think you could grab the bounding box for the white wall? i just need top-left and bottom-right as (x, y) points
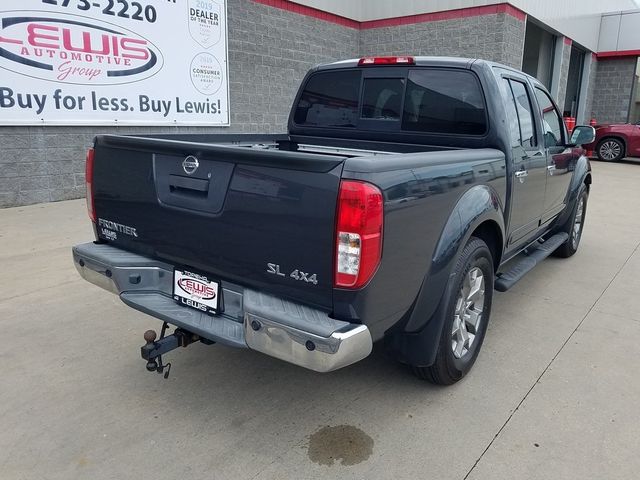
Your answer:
(293, 0), (639, 52)
(599, 10), (640, 53)
(294, 0), (360, 20)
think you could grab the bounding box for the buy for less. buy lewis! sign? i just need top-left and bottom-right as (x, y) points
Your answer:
(0, 0), (229, 125)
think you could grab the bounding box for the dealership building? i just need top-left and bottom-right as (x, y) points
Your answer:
(1, 0), (640, 208)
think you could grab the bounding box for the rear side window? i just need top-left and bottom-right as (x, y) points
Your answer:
(508, 80), (537, 148)
(402, 69), (487, 135)
(293, 70), (361, 128)
(500, 79), (522, 147)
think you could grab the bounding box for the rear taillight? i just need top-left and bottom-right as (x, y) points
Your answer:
(358, 56), (415, 66)
(335, 181), (384, 289)
(86, 147), (96, 223)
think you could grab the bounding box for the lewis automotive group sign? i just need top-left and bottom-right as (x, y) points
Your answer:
(0, 0), (229, 125)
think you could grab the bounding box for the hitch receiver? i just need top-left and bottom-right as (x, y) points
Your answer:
(140, 323), (204, 378)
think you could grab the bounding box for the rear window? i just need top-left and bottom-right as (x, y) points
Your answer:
(293, 70), (361, 128)
(402, 70), (486, 135)
(361, 78), (405, 120)
(293, 67), (487, 136)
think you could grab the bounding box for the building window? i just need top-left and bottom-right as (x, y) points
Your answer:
(522, 21), (556, 89)
(563, 46), (586, 118)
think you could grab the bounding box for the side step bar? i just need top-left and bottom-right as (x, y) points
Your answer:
(495, 232), (569, 292)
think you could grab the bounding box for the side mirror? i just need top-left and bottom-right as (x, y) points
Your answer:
(570, 125), (596, 146)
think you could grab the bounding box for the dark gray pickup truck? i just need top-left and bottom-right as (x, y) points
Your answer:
(73, 56), (595, 385)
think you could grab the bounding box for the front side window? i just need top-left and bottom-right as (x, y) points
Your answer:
(402, 69), (487, 135)
(535, 88), (564, 148)
(293, 70), (361, 128)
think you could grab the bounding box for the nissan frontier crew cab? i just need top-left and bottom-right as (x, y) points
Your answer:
(73, 56), (595, 385)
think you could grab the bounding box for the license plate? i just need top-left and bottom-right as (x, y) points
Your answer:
(173, 269), (220, 315)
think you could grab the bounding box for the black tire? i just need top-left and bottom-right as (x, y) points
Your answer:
(553, 186), (588, 258)
(596, 138), (625, 162)
(412, 237), (494, 385)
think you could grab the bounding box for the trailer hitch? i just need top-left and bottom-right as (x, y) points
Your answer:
(140, 323), (202, 379)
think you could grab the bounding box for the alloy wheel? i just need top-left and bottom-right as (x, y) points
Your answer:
(572, 197), (585, 249)
(451, 267), (485, 359)
(599, 141), (622, 161)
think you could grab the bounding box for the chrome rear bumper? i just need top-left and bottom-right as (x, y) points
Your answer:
(72, 242), (372, 372)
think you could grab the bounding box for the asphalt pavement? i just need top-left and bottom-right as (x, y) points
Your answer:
(1, 159), (639, 480)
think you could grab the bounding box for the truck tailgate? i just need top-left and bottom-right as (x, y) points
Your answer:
(92, 135), (345, 310)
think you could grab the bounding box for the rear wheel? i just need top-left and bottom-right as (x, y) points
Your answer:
(596, 138), (625, 162)
(412, 237), (494, 385)
(553, 186), (588, 258)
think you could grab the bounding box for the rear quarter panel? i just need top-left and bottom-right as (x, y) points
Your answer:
(623, 125), (640, 156)
(334, 149), (507, 340)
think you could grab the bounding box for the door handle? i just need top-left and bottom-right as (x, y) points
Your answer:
(547, 165), (556, 176)
(515, 169), (528, 183)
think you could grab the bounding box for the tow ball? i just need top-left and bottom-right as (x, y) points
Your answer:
(140, 323), (204, 379)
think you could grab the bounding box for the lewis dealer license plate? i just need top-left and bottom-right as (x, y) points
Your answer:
(173, 269), (220, 315)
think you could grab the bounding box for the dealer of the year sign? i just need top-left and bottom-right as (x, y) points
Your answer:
(0, 0), (230, 125)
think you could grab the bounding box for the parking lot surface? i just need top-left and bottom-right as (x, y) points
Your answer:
(1, 160), (639, 480)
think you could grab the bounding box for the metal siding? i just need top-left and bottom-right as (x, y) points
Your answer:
(616, 12), (640, 51)
(292, 0), (639, 52)
(293, 0), (637, 19)
(289, 0), (362, 19)
(598, 11), (640, 55)
(598, 15), (624, 52)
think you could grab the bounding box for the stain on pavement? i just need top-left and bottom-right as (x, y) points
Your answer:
(307, 425), (374, 466)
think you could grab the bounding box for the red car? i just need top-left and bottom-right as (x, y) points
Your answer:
(584, 123), (640, 162)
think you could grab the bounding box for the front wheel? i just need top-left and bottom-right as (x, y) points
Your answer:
(412, 237), (494, 385)
(553, 186), (588, 258)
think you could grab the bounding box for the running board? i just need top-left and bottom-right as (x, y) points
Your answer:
(494, 232), (569, 292)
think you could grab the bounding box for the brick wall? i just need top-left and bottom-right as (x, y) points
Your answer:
(0, 0), (359, 208)
(591, 57), (638, 124)
(359, 13), (525, 69)
(582, 55), (598, 123)
(554, 40), (572, 114)
(1, 2), (531, 208)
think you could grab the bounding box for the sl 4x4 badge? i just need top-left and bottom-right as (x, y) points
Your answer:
(267, 263), (318, 285)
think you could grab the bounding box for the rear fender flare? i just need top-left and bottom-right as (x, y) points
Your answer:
(431, 185), (504, 271)
(385, 185), (504, 367)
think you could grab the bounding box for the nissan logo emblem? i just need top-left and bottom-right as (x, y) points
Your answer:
(182, 156), (200, 175)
